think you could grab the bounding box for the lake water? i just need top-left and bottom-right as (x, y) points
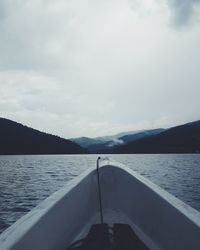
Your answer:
(0, 154), (200, 234)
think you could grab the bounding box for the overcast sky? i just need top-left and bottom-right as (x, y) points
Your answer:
(0, 0), (200, 138)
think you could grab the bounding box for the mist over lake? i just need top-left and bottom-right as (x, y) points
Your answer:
(0, 154), (200, 234)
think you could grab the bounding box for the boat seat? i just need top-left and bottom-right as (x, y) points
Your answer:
(113, 223), (149, 250)
(66, 223), (149, 250)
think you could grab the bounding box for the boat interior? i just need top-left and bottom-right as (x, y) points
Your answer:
(66, 159), (151, 249)
(66, 208), (153, 250)
(66, 223), (148, 250)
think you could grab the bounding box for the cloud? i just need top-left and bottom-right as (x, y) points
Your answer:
(130, 0), (200, 27)
(0, 0), (82, 71)
(166, 0), (200, 26)
(0, 0), (200, 137)
(108, 139), (124, 147)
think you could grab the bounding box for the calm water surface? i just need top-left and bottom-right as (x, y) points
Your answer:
(0, 154), (200, 234)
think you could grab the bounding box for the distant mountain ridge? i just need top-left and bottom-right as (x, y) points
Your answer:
(119, 129), (165, 144)
(71, 120), (200, 154)
(112, 120), (200, 154)
(71, 128), (165, 153)
(0, 118), (86, 155)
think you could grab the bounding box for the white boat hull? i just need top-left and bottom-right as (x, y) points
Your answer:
(0, 160), (200, 249)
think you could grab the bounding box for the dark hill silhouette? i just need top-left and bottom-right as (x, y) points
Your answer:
(0, 118), (86, 155)
(113, 120), (200, 154)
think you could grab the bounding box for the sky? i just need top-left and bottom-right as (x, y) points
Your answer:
(0, 0), (200, 138)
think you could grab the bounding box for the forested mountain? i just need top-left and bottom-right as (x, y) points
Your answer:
(113, 120), (200, 154)
(0, 118), (86, 155)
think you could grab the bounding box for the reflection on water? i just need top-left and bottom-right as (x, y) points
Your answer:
(0, 154), (200, 234)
